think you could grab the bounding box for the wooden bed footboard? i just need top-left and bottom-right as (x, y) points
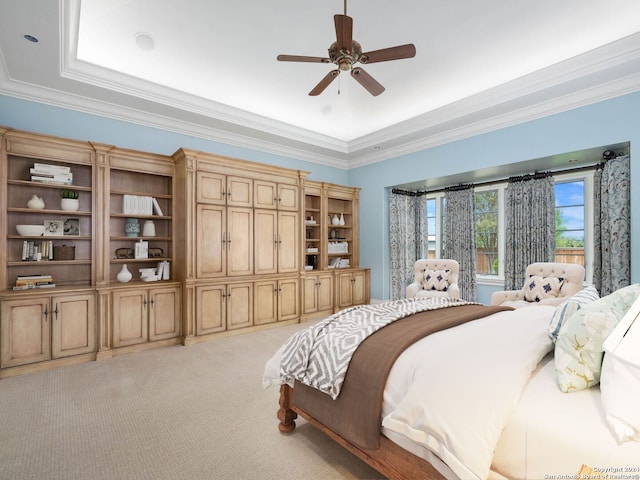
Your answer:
(277, 384), (446, 480)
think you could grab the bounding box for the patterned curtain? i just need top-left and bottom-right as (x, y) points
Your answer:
(593, 155), (631, 296)
(504, 174), (555, 290)
(389, 191), (428, 300)
(444, 186), (477, 301)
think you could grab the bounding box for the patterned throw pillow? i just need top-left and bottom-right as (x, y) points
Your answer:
(548, 285), (600, 342)
(554, 283), (640, 392)
(523, 275), (564, 302)
(423, 269), (450, 291)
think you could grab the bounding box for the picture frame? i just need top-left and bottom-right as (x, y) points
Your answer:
(134, 240), (149, 259)
(63, 217), (80, 236)
(43, 220), (64, 236)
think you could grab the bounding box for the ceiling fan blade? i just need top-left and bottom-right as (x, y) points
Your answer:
(351, 67), (385, 96)
(334, 14), (353, 52)
(277, 54), (330, 63)
(360, 44), (416, 64)
(309, 70), (340, 96)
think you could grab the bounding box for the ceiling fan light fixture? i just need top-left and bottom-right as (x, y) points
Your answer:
(276, 10), (415, 96)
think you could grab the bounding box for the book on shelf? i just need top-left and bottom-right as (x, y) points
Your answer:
(21, 240), (54, 261)
(30, 164), (73, 185)
(123, 194), (154, 215)
(15, 273), (54, 288)
(31, 175), (73, 185)
(151, 197), (164, 216)
(33, 163), (71, 174)
(13, 283), (56, 290)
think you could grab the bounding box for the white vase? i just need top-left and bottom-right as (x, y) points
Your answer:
(331, 214), (340, 225)
(27, 195), (45, 209)
(117, 264), (132, 283)
(339, 213), (345, 226)
(142, 220), (156, 237)
(60, 198), (79, 211)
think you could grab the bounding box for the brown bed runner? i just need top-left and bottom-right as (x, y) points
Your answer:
(292, 304), (512, 450)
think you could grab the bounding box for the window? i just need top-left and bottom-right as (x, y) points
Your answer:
(475, 190), (499, 275)
(422, 172), (593, 283)
(554, 178), (587, 266)
(426, 198), (437, 258)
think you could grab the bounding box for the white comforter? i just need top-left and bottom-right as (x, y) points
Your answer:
(263, 304), (555, 480)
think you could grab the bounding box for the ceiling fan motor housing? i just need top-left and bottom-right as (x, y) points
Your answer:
(329, 40), (362, 71)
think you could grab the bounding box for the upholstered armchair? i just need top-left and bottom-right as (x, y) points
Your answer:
(406, 259), (460, 300)
(491, 262), (585, 308)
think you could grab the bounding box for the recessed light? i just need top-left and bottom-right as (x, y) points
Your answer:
(135, 33), (155, 51)
(23, 34), (39, 43)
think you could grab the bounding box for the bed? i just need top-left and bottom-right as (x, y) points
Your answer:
(263, 293), (640, 479)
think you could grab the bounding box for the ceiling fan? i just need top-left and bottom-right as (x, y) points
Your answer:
(277, 1), (416, 96)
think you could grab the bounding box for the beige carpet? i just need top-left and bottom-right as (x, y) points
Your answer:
(0, 321), (383, 480)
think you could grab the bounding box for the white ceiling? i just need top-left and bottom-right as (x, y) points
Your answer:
(1, 0), (640, 169)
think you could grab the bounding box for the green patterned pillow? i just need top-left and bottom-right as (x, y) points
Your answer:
(548, 285), (600, 342)
(554, 284), (640, 392)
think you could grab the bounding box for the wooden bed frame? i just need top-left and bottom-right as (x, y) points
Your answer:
(277, 384), (446, 480)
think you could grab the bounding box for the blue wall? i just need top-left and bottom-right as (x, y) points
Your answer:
(2, 92), (638, 303)
(350, 92), (640, 302)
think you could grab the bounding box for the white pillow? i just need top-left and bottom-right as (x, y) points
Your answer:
(548, 285), (600, 342)
(601, 294), (640, 443)
(423, 269), (450, 291)
(523, 275), (563, 303)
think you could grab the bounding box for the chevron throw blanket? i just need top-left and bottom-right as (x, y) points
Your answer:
(280, 297), (478, 399)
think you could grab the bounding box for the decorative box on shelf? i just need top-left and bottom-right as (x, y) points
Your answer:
(328, 241), (348, 254)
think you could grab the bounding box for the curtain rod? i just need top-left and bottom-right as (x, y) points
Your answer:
(392, 162), (602, 197)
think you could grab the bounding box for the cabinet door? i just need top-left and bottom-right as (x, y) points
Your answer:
(112, 289), (148, 347)
(149, 285), (181, 341)
(197, 171), (226, 204)
(196, 285), (226, 335)
(254, 180), (277, 209)
(254, 280), (277, 325)
(51, 293), (96, 359)
(351, 270), (367, 306)
(302, 274), (319, 314)
(227, 207), (253, 276)
(336, 271), (355, 310)
(316, 272), (334, 312)
(278, 278), (299, 321)
(1, 298), (51, 368)
(277, 184), (299, 211)
(227, 176), (253, 207)
(197, 205), (226, 278)
(254, 210), (277, 275)
(278, 211), (299, 273)
(227, 283), (252, 330)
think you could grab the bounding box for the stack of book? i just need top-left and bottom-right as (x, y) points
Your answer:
(22, 240), (54, 261)
(30, 163), (73, 185)
(13, 274), (55, 290)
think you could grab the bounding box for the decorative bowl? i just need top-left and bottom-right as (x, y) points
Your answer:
(16, 224), (45, 236)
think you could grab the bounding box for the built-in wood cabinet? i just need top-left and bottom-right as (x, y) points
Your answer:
(111, 284), (181, 348)
(301, 271), (334, 320)
(335, 269), (369, 309)
(0, 291), (96, 375)
(302, 181), (370, 319)
(1, 127), (371, 377)
(254, 276), (300, 325)
(1, 128), (95, 291)
(195, 282), (253, 334)
(196, 205), (253, 278)
(174, 148), (308, 343)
